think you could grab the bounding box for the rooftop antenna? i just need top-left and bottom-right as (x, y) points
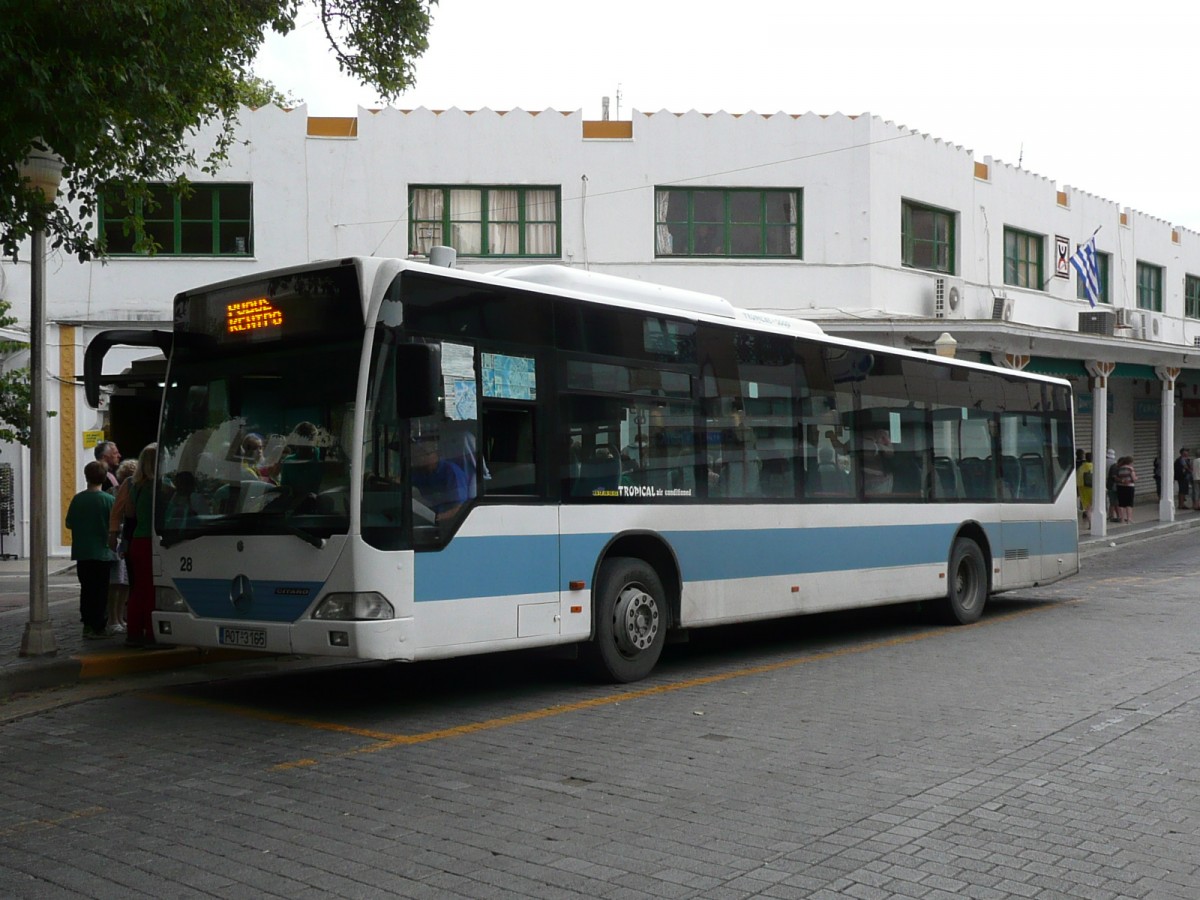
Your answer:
(615, 83), (622, 120)
(1018, 142), (1024, 168)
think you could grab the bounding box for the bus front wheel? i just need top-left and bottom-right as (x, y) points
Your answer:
(943, 538), (987, 625)
(582, 557), (667, 683)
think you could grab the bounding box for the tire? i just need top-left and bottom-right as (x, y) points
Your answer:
(581, 557), (667, 683)
(942, 537), (987, 625)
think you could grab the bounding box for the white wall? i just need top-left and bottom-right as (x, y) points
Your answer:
(5, 104), (1200, 554)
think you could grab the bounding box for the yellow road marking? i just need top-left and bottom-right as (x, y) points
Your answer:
(152, 602), (1065, 771)
(0, 806), (104, 838)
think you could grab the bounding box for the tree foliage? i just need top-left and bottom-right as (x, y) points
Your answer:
(0, 0), (436, 262)
(236, 75), (302, 112)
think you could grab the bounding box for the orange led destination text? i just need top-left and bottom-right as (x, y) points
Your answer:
(227, 297), (284, 333)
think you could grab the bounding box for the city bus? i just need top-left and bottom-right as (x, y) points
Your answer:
(85, 256), (1078, 682)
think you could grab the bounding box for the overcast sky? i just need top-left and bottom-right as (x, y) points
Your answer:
(255, 0), (1200, 231)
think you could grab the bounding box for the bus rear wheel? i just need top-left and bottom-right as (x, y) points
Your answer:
(942, 537), (987, 625)
(582, 557), (666, 683)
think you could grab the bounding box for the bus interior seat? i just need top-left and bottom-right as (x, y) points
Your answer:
(890, 453), (925, 497)
(576, 449), (621, 496)
(1019, 453), (1048, 500)
(932, 456), (959, 499)
(1001, 455), (1020, 498)
(958, 457), (995, 500)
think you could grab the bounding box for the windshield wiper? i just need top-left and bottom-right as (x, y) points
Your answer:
(281, 513), (325, 549)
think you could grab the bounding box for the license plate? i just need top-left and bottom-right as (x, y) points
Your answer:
(218, 627), (266, 648)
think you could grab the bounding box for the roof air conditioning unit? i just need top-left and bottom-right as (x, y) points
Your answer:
(932, 276), (963, 318)
(1079, 309), (1116, 335)
(991, 295), (1014, 321)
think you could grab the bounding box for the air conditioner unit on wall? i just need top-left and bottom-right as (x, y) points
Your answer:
(1079, 309), (1116, 335)
(1115, 307), (1136, 330)
(991, 294), (1014, 321)
(932, 276), (964, 318)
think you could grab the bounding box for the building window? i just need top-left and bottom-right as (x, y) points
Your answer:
(1187, 275), (1200, 319)
(409, 186), (560, 258)
(100, 183), (253, 256)
(655, 188), (800, 258)
(1136, 261), (1164, 312)
(1003, 227), (1043, 289)
(901, 201), (955, 274)
(1076, 251), (1111, 305)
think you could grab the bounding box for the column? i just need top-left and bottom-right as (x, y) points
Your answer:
(1085, 361), (1115, 538)
(1156, 366), (1180, 522)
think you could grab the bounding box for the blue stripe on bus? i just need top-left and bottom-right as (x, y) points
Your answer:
(415, 519), (1078, 603)
(176, 578), (325, 622)
(414, 534), (560, 602)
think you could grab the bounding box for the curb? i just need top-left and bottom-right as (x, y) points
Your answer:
(0, 657), (82, 698)
(1, 646), (268, 701)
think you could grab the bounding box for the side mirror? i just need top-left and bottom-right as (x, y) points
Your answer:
(394, 343), (440, 419)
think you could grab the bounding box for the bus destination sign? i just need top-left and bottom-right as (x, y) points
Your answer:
(226, 297), (284, 334)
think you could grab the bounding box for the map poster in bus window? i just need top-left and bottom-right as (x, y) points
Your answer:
(482, 353), (536, 400)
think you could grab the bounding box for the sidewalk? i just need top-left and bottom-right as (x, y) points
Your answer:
(3, 500), (1198, 701)
(0, 557), (263, 700)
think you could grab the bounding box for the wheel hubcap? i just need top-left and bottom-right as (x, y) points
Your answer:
(613, 585), (660, 655)
(956, 561), (977, 609)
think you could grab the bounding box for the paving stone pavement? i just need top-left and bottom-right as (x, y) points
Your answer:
(1, 505), (1199, 898)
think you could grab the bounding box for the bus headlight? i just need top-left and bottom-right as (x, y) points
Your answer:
(312, 592), (395, 621)
(155, 586), (191, 613)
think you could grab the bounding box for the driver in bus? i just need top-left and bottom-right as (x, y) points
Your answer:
(411, 436), (470, 523)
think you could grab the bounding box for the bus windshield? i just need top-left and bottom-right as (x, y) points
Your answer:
(155, 339), (359, 546)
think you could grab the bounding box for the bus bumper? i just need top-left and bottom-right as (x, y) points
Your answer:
(152, 612), (416, 660)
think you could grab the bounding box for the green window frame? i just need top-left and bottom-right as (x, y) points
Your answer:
(1075, 250), (1111, 305)
(901, 200), (955, 274)
(100, 183), (253, 256)
(1137, 261), (1164, 312)
(1186, 275), (1200, 319)
(409, 186), (560, 258)
(1003, 227), (1044, 289)
(654, 188), (801, 258)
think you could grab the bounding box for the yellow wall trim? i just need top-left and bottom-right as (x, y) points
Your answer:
(1056, 190), (1068, 207)
(1120, 212), (1128, 226)
(307, 117), (358, 138)
(974, 161), (989, 181)
(583, 120), (633, 139)
(1173, 229), (1181, 244)
(59, 326), (76, 547)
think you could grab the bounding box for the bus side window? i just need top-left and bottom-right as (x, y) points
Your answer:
(481, 405), (536, 495)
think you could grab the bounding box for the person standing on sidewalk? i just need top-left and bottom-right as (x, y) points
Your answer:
(66, 461), (115, 640)
(1114, 455), (1137, 525)
(1175, 448), (1193, 511)
(106, 457), (137, 634)
(110, 443), (157, 647)
(1077, 452), (1094, 523)
(1105, 448), (1119, 522)
(94, 440), (121, 494)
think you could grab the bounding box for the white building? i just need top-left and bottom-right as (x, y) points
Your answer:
(4, 105), (1198, 557)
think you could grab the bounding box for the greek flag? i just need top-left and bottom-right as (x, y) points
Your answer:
(1070, 235), (1101, 308)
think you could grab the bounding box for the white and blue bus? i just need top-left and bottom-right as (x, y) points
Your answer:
(86, 256), (1078, 682)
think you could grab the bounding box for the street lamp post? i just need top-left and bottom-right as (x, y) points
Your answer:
(17, 143), (64, 657)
